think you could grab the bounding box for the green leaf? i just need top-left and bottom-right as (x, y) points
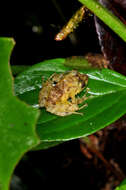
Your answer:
(115, 179), (126, 190)
(11, 65), (30, 76)
(15, 59), (126, 148)
(33, 141), (63, 150)
(0, 38), (40, 190)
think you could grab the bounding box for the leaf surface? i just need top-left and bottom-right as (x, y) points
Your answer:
(0, 38), (39, 190)
(15, 59), (126, 146)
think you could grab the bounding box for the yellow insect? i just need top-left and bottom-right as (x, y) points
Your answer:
(39, 70), (89, 116)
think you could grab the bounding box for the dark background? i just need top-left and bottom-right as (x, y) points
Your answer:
(0, 0), (100, 66)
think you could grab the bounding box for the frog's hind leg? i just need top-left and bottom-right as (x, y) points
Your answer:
(70, 111), (83, 116)
(68, 104), (88, 116)
(56, 111), (83, 116)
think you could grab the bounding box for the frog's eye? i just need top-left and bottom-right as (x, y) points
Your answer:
(52, 81), (58, 86)
(67, 97), (72, 102)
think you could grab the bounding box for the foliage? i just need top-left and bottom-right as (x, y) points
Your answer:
(0, 38), (40, 190)
(1, 0), (126, 189)
(15, 58), (126, 149)
(115, 179), (126, 190)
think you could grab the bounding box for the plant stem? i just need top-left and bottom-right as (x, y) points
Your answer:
(78, 0), (126, 42)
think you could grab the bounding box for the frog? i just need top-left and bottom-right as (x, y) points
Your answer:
(39, 70), (89, 116)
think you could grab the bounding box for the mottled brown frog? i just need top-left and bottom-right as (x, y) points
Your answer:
(39, 70), (88, 116)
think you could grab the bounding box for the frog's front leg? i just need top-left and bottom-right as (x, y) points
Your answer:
(77, 87), (90, 104)
(78, 103), (88, 110)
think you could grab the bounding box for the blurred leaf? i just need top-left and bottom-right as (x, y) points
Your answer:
(95, 0), (126, 75)
(0, 38), (39, 190)
(15, 58), (126, 149)
(64, 56), (92, 69)
(115, 179), (126, 190)
(11, 65), (30, 76)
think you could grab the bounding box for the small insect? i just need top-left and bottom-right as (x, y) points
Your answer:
(39, 70), (89, 116)
(55, 6), (87, 41)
